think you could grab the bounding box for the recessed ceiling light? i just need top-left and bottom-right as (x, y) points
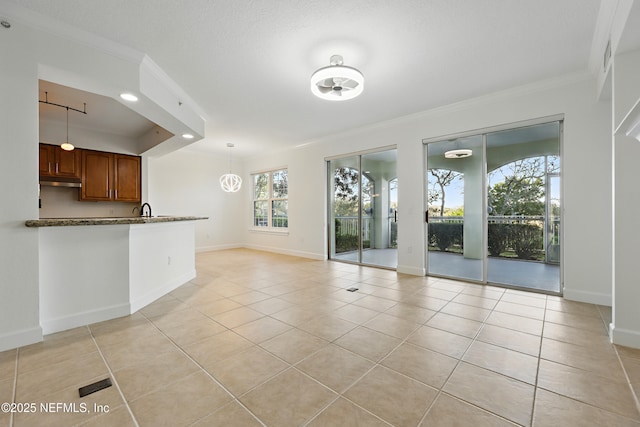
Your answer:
(182, 133), (194, 139)
(119, 93), (138, 102)
(311, 55), (364, 101)
(444, 149), (473, 159)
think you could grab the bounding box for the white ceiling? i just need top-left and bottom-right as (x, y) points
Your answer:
(39, 80), (158, 139)
(7, 0), (605, 157)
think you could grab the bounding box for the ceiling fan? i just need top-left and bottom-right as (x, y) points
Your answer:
(310, 55), (364, 101)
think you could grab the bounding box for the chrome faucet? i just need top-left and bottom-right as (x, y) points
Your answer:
(140, 203), (152, 217)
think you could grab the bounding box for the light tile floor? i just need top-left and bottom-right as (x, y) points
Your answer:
(1, 248), (640, 426)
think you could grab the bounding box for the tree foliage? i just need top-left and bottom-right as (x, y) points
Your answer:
(428, 169), (461, 216)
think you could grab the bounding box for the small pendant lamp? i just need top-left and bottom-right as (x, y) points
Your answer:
(220, 143), (242, 193)
(60, 107), (74, 151)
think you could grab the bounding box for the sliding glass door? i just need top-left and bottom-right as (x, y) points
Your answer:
(328, 148), (397, 269)
(485, 122), (561, 292)
(426, 136), (484, 281)
(425, 120), (562, 294)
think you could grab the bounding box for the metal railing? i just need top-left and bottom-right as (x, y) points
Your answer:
(428, 215), (560, 263)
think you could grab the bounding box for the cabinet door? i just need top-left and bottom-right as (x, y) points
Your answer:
(81, 150), (113, 201)
(114, 154), (141, 202)
(55, 147), (81, 178)
(39, 144), (54, 176)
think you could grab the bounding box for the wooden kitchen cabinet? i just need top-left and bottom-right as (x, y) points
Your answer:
(39, 143), (81, 180)
(114, 154), (141, 202)
(81, 149), (141, 202)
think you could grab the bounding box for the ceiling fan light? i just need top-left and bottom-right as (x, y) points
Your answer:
(311, 56), (364, 101)
(444, 149), (473, 159)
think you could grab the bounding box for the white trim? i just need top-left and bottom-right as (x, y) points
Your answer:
(610, 324), (640, 348)
(563, 288), (612, 306)
(397, 265), (426, 276)
(0, 326), (43, 352)
(324, 145), (398, 161)
(2, 2), (144, 63)
(243, 244), (324, 260)
(40, 303), (130, 335)
(196, 243), (243, 253)
(129, 270), (196, 313)
(249, 228), (289, 236)
(290, 72), (591, 153)
(422, 114), (565, 144)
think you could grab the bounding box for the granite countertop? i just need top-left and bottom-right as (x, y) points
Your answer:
(25, 216), (208, 227)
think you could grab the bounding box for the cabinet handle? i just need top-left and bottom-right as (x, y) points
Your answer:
(115, 190), (118, 199)
(48, 162), (51, 173)
(55, 163), (59, 173)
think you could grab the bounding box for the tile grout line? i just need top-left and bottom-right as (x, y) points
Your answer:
(9, 348), (18, 427)
(416, 286), (513, 426)
(138, 311), (268, 427)
(528, 295), (548, 427)
(87, 325), (140, 427)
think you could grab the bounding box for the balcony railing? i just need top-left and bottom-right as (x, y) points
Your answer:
(428, 215), (560, 263)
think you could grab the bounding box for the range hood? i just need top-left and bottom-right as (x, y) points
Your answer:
(39, 180), (81, 188)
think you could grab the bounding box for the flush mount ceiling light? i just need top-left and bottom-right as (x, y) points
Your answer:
(219, 143), (242, 193)
(311, 55), (364, 101)
(444, 149), (473, 159)
(120, 93), (138, 102)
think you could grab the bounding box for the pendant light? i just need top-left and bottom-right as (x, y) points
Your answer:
(38, 92), (86, 151)
(219, 143), (242, 193)
(60, 107), (74, 151)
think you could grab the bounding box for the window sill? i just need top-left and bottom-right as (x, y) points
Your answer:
(249, 228), (289, 236)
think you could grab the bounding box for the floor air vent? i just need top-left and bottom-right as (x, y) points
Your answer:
(79, 378), (112, 398)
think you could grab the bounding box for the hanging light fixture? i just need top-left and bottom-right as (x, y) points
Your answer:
(60, 107), (74, 151)
(444, 149), (472, 159)
(219, 143), (242, 193)
(310, 55), (364, 101)
(38, 92), (86, 152)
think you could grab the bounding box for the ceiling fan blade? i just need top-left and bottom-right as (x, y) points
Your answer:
(318, 86), (334, 94)
(321, 78), (335, 88)
(341, 79), (358, 89)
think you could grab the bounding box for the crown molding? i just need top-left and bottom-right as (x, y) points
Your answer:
(1, 2), (144, 63)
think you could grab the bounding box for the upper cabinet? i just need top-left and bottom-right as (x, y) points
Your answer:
(39, 143), (81, 180)
(80, 150), (141, 202)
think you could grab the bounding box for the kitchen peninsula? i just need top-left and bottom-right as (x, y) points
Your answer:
(26, 216), (207, 334)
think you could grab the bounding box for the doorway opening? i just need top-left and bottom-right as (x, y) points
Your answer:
(328, 148), (398, 269)
(425, 120), (562, 294)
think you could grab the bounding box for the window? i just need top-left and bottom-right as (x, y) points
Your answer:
(252, 168), (288, 229)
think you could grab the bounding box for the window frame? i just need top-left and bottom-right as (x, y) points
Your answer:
(251, 167), (289, 232)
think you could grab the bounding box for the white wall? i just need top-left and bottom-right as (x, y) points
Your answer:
(0, 21), (43, 350)
(241, 76), (613, 304)
(147, 149), (244, 251)
(612, 48), (640, 347)
(0, 13), (203, 351)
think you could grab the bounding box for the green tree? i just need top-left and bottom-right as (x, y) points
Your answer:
(488, 157), (550, 216)
(428, 169), (461, 216)
(488, 177), (545, 215)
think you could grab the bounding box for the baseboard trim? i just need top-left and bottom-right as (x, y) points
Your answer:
(196, 243), (242, 253)
(562, 288), (611, 306)
(40, 303), (130, 335)
(129, 270), (196, 313)
(397, 265), (426, 276)
(0, 326), (43, 352)
(610, 324), (640, 349)
(242, 244), (325, 260)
